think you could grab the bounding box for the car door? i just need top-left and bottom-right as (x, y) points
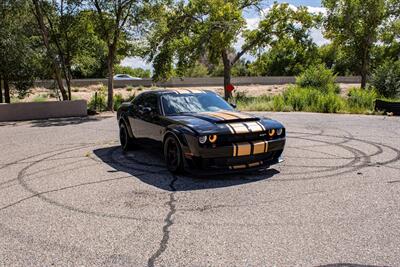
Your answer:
(129, 93), (163, 143)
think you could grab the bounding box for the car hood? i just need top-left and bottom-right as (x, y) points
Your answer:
(166, 111), (284, 135)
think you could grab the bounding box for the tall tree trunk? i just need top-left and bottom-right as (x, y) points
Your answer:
(360, 46), (370, 89)
(222, 50), (232, 100)
(4, 78), (10, 104)
(106, 46), (115, 111)
(0, 76), (3, 103)
(32, 0), (68, 101)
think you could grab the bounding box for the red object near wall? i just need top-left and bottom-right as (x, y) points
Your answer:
(226, 84), (235, 92)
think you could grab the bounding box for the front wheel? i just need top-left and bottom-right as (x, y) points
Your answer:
(163, 135), (184, 173)
(119, 122), (135, 151)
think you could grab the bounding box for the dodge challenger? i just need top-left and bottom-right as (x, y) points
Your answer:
(117, 89), (286, 174)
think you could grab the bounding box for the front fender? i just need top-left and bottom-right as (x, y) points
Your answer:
(118, 113), (134, 138)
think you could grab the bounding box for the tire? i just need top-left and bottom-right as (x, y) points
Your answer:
(119, 122), (135, 151)
(163, 135), (184, 174)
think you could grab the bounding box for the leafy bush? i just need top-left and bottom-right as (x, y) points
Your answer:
(347, 87), (377, 112)
(296, 64), (340, 94)
(315, 92), (344, 113)
(370, 60), (400, 98)
(282, 86), (343, 113)
(88, 87), (107, 111)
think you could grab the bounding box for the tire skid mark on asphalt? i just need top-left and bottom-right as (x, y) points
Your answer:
(0, 157), (92, 191)
(0, 161), (100, 192)
(0, 145), (95, 211)
(274, 129), (400, 181)
(4, 144), (167, 223)
(0, 142), (105, 170)
(147, 175), (177, 267)
(0, 145), (97, 189)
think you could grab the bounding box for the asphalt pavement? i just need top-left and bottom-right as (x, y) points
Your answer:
(0, 112), (399, 266)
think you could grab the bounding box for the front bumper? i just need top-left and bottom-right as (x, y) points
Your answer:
(183, 138), (285, 173)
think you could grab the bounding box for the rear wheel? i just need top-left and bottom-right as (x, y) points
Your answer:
(119, 122), (135, 151)
(164, 135), (184, 173)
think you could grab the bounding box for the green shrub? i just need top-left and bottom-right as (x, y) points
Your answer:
(347, 87), (377, 112)
(113, 93), (124, 111)
(88, 87), (107, 111)
(316, 92), (344, 113)
(296, 64), (339, 94)
(370, 60), (400, 98)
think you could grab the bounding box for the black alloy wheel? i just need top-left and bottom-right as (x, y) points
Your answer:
(164, 135), (183, 173)
(119, 122), (135, 151)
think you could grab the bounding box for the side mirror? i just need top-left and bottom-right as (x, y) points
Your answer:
(230, 103), (237, 109)
(139, 105), (152, 115)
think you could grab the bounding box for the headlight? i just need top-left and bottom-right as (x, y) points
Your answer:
(198, 136), (207, 144)
(268, 129), (276, 137)
(276, 128), (283, 136)
(208, 135), (217, 143)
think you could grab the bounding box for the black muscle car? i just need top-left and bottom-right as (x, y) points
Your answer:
(117, 89), (286, 174)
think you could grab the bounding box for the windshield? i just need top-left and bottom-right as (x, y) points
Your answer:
(161, 92), (234, 115)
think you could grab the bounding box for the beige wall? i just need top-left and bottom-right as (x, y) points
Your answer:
(0, 100), (87, 122)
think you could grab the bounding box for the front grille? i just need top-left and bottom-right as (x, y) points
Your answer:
(196, 150), (281, 169)
(206, 130), (285, 147)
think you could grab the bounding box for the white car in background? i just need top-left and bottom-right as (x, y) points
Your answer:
(113, 74), (142, 80)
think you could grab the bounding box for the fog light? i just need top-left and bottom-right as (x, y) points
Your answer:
(209, 135), (217, 143)
(268, 129), (276, 137)
(199, 136), (207, 144)
(276, 128), (283, 136)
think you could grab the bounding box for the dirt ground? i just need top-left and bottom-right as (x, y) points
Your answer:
(18, 83), (360, 102)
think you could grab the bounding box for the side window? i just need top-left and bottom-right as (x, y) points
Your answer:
(142, 94), (160, 114)
(132, 94), (143, 110)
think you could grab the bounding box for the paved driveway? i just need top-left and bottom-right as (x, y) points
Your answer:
(0, 112), (399, 266)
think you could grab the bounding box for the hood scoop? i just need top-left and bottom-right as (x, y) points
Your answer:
(214, 117), (259, 124)
(196, 111), (260, 124)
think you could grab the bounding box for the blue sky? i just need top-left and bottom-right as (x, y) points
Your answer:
(275, 0), (321, 6)
(122, 0), (325, 70)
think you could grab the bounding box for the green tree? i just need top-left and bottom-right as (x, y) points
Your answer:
(114, 65), (151, 78)
(90, 0), (152, 110)
(32, 0), (69, 100)
(249, 37), (319, 76)
(148, 1), (319, 99)
(323, 0), (390, 88)
(0, 0), (40, 103)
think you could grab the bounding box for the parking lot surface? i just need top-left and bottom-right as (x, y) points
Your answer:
(1, 112), (399, 266)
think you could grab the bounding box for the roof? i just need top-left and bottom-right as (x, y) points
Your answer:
(139, 89), (214, 95)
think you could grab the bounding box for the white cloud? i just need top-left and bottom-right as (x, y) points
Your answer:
(120, 56), (151, 70)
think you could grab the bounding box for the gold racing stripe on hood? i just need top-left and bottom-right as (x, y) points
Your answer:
(228, 123), (250, 134)
(220, 111), (253, 119)
(244, 122), (263, 132)
(202, 112), (239, 121)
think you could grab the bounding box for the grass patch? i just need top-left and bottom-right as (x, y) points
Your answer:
(234, 86), (395, 115)
(32, 94), (49, 102)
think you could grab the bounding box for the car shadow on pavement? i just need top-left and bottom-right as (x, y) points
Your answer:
(29, 115), (113, 127)
(93, 146), (279, 191)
